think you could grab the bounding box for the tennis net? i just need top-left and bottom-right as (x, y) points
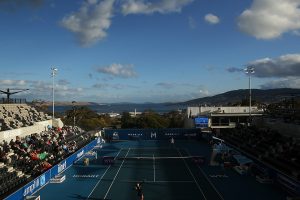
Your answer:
(116, 156), (206, 164)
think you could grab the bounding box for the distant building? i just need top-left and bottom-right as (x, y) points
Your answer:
(108, 112), (120, 118)
(185, 106), (263, 129)
(129, 109), (142, 117)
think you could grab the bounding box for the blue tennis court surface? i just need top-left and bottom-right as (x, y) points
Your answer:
(35, 140), (288, 200)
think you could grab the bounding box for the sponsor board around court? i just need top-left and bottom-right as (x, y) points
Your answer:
(4, 139), (99, 200)
(104, 128), (202, 140)
(72, 174), (100, 178)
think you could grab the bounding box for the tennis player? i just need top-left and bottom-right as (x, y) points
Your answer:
(171, 137), (175, 144)
(135, 182), (144, 200)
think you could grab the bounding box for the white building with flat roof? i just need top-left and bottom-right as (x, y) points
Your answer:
(186, 106), (264, 129)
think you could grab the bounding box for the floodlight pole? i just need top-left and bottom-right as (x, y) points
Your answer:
(51, 67), (58, 122)
(72, 101), (76, 128)
(244, 66), (255, 124)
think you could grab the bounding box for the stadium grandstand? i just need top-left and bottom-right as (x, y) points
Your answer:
(1, 95), (300, 199)
(0, 97), (98, 199)
(0, 104), (51, 131)
(182, 105), (300, 199)
(220, 126), (300, 182)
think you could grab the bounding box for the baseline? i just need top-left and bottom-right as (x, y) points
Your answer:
(86, 148), (123, 199)
(184, 148), (225, 200)
(103, 148), (131, 199)
(176, 148), (207, 200)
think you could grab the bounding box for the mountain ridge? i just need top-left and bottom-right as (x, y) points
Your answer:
(181, 88), (300, 106)
(36, 88), (300, 106)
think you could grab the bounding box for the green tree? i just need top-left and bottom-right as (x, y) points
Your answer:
(121, 112), (136, 128)
(62, 106), (115, 131)
(166, 111), (184, 128)
(136, 111), (169, 128)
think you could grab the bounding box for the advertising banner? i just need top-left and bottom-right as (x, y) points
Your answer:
(104, 128), (201, 140)
(4, 139), (98, 200)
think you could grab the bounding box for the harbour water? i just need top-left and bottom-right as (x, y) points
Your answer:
(52, 103), (184, 114)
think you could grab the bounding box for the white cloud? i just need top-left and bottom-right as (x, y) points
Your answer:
(260, 77), (300, 89)
(121, 0), (194, 15)
(249, 54), (300, 78)
(0, 79), (85, 101)
(60, 0), (115, 47)
(238, 0), (300, 39)
(0, 79), (28, 86)
(30, 80), (85, 100)
(227, 54), (300, 78)
(204, 13), (220, 24)
(96, 63), (137, 78)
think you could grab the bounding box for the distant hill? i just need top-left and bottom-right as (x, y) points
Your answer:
(182, 88), (300, 106)
(38, 101), (97, 106)
(32, 88), (300, 107)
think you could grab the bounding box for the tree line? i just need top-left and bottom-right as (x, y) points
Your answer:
(60, 106), (185, 131)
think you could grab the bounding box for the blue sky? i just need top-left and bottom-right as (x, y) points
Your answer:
(0, 0), (300, 103)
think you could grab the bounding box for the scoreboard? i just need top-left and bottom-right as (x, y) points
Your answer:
(195, 117), (209, 128)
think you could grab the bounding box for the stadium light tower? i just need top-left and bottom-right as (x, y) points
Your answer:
(51, 67), (58, 121)
(72, 101), (76, 128)
(244, 66), (255, 123)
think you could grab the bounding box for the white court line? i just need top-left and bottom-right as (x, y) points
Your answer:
(103, 148), (131, 199)
(86, 148), (123, 200)
(119, 180), (194, 183)
(153, 154), (156, 182)
(176, 148), (207, 200)
(120, 153), (189, 157)
(184, 149), (225, 200)
(117, 156), (195, 159)
(31, 150), (87, 198)
(125, 147), (174, 150)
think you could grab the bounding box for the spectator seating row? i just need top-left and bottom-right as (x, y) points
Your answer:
(220, 126), (300, 181)
(0, 126), (95, 198)
(0, 104), (51, 131)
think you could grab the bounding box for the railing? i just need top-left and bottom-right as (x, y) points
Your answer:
(0, 98), (27, 104)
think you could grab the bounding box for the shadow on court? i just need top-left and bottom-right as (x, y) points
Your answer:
(69, 193), (112, 200)
(37, 140), (289, 200)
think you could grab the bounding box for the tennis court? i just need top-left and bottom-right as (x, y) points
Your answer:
(35, 140), (288, 200)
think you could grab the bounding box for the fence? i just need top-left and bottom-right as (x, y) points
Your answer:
(0, 98), (27, 104)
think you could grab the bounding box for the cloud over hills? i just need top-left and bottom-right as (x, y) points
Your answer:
(227, 54), (300, 89)
(228, 54), (300, 78)
(248, 54), (300, 78)
(260, 78), (300, 89)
